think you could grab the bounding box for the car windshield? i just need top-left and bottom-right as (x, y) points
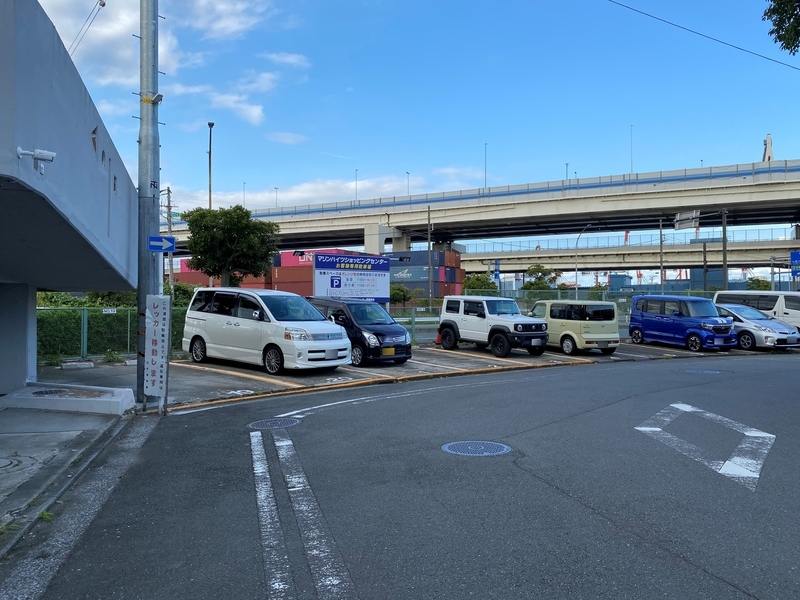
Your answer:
(346, 303), (395, 325)
(686, 300), (720, 318)
(723, 305), (769, 321)
(257, 294), (326, 322)
(485, 299), (521, 315)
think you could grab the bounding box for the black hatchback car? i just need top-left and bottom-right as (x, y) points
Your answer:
(307, 297), (412, 366)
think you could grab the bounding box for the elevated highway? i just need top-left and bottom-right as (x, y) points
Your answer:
(460, 238), (800, 273)
(169, 161), (800, 254)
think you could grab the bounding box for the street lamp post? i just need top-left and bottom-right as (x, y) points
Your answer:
(207, 121), (214, 287)
(484, 143), (487, 190)
(406, 171), (410, 196)
(207, 122), (214, 210)
(243, 182), (246, 208)
(355, 169), (358, 202)
(575, 224), (591, 300)
(274, 187), (278, 208)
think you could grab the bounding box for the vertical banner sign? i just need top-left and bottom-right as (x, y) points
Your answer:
(314, 253), (391, 302)
(791, 251), (800, 277)
(144, 294), (171, 397)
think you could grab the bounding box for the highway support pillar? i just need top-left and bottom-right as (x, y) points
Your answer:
(0, 284), (36, 395)
(364, 222), (400, 255)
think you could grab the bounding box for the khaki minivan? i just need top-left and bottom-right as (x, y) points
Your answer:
(529, 300), (620, 355)
(713, 290), (800, 334)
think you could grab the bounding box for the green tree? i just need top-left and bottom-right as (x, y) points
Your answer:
(463, 273), (498, 294)
(587, 284), (607, 301)
(183, 205), (279, 287)
(523, 264), (562, 290)
(390, 284), (413, 306)
(764, 1), (800, 54)
(86, 291), (138, 307)
(164, 281), (198, 307)
(37, 292), (87, 307)
(747, 277), (772, 290)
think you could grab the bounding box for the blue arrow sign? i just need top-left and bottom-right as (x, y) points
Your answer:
(148, 236), (176, 253)
(791, 250), (800, 277)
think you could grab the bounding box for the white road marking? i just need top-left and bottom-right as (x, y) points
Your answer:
(249, 431), (294, 599)
(636, 403), (775, 491)
(272, 430), (356, 599)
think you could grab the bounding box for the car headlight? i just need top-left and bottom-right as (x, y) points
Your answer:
(284, 327), (310, 341)
(542, 323), (547, 331)
(405, 331), (411, 344)
(754, 325), (775, 333)
(363, 332), (380, 347)
(701, 323), (714, 330)
(341, 327), (348, 339)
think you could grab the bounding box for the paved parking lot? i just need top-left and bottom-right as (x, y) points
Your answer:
(38, 342), (798, 410)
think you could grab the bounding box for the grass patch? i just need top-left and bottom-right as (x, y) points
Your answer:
(0, 523), (21, 537)
(37, 511), (54, 523)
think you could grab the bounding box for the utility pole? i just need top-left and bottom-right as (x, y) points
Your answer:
(137, 0), (162, 413)
(207, 121), (214, 287)
(166, 186), (174, 298)
(427, 205), (433, 308)
(702, 242), (708, 291)
(659, 218), (664, 294)
(721, 209), (728, 290)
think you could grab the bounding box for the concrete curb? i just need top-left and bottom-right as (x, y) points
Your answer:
(0, 415), (136, 560)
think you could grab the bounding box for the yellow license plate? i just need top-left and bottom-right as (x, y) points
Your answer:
(381, 347), (395, 356)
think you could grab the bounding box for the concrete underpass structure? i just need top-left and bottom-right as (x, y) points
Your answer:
(0, 0), (137, 395)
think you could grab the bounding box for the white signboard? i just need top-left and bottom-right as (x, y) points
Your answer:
(144, 294), (171, 397)
(313, 253), (391, 302)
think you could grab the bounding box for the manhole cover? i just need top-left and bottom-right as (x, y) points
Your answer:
(442, 441), (512, 457)
(247, 418), (301, 430)
(0, 459), (13, 469)
(32, 389), (69, 397)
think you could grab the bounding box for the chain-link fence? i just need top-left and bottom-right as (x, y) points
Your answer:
(37, 307), (187, 361)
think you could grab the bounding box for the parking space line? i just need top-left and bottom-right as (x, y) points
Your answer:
(338, 366), (394, 379)
(172, 362), (305, 388)
(424, 348), (532, 366)
(407, 358), (470, 371)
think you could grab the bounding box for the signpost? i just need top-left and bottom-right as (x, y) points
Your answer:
(674, 210), (699, 230)
(313, 253), (390, 302)
(791, 251), (800, 278)
(148, 235), (176, 253)
(144, 294), (171, 415)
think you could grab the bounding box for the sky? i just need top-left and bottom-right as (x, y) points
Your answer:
(38, 0), (800, 282)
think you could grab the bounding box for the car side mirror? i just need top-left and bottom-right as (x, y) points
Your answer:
(673, 310), (681, 317)
(477, 311), (486, 319)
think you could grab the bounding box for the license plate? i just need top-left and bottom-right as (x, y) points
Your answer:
(325, 349), (339, 359)
(714, 338), (726, 345)
(788, 337), (798, 345)
(381, 347), (395, 356)
(529, 338), (542, 346)
(597, 342), (608, 348)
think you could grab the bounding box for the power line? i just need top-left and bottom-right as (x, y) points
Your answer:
(608, 0), (800, 72)
(68, 0), (106, 56)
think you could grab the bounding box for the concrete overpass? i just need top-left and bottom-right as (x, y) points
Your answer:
(460, 237), (800, 273)
(1, 1), (137, 393)
(170, 160), (800, 253)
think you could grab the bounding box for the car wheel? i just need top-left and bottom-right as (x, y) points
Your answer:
(527, 346), (545, 356)
(190, 337), (206, 363)
(351, 344), (366, 367)
(394, 358), (409, 364)
(686, 334), (702, 352)
(560, 336), (577, 355)
(475, 343), (488, 351)
(263, 346), (284, 374)
(440, 328), (457, 350)
(738, 331), (756, 351)
(490, 333), (511, 358)
(600, 348), (616, 355)
(630, 328), (644, 344)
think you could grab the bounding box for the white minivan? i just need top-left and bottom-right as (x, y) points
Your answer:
(182, 288), (351, 374)
(713, 290), (800, 334)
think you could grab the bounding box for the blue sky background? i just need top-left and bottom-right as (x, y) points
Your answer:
(39, 0), (799, 281)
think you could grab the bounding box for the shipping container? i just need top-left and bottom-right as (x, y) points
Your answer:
(271, 265), (313, 283)
(445, 267), (456, 283)
(390, 265), (431, 283)
(272, 281), (314, 296)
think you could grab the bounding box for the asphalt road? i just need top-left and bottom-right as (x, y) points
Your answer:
(2, 354), (799, 599)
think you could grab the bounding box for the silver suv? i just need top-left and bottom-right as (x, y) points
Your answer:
(437, 295), (549, 357)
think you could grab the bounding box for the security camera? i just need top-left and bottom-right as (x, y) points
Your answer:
(33, 149), (56, 163)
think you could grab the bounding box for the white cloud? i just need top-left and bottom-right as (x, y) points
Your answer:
(267, 132), (307, 145)
(237, 71), (280, 93)
(163, 83), (212, 96)
(210, 93), (264, 125)
(431, 166), (483, 189)
(40, 0), (204, 88)
(96, 99), (133, 118)
(177, 120), (212, 132)
(184, 0), (274, 40)
(260, 52), (310, 68)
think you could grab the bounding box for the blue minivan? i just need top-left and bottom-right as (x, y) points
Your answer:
(629, 295), (737, 351)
